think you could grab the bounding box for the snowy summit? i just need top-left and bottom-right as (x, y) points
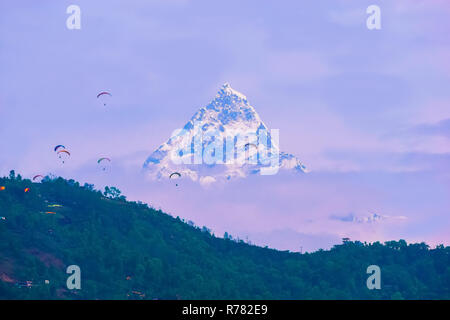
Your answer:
(143, 83), (307, 184)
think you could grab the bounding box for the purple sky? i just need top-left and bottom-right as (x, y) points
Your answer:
(1, 0), (450, 251)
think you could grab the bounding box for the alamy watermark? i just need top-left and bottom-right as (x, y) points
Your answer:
(167, 121), (281, 175)
(366, 5), (381, 30)
(66, 5), (81, 30)
(366, 265), (381, 290)
(66, 265), (81, 290)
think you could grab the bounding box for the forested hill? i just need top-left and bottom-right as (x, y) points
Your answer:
(0, 171), (449, 300)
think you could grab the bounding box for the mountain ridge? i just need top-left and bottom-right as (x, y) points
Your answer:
(0, 172), (448, 299)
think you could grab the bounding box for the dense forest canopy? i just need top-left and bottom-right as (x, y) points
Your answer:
(0, 171), (449, 299)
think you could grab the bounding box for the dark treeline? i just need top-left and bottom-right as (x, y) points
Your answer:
(0, 171), (449, 299)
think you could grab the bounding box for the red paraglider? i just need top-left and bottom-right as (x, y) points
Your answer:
(57, 149), (71, 164)
(96, 91), (112, 98)
(33, 175), (44, 182)
(97, 91), (112, 106)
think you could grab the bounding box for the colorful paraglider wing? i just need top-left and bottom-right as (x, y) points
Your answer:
(96, 91), (112, 98)
(48, 204), (63, 208)
(57, 150), (71, 163)
(54, 145), (65, 152)
(57, 150), (71, 156)
(0, 186), (5, 191)
(97, 91), (112, 106)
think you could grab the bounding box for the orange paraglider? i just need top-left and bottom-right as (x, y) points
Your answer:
(24, 188), (30, 193)
(0, 186), (5, 191)
(57, 149), (71, 164)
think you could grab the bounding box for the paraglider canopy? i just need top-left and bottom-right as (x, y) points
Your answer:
(33, 175), (44, 182)
(244, 143), (259, 163)
(97, 157), (111, 164)
(24, 188), (30, 193)
(98, 157), (111, 171)
(54, 145), (66, 152)
(245, 143), (258, 149)
(57, 150), (71, 156)
(97, 91), (112, 106)
(96, 91), (112, 98)
(169, 172), (181, 187)
(169, 172), (181, 179)
(48, 204), (62, 208)
(57, 149), (71, 163)
(0, 186), (5, 191)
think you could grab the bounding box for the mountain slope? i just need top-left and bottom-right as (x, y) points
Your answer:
(0, 172), (449, 299)
(143, 84), (307, 184)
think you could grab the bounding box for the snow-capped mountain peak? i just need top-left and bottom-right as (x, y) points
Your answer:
(187, 83), (265, 135)
(143, 83), (307, 184)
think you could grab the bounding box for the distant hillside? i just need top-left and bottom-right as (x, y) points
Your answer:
(0, 171), (449, 299)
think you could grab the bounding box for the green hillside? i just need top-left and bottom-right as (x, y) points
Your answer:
(0, 171), (449, 300)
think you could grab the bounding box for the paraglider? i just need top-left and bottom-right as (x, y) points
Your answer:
(0, 186), (5, 191)
(96, 91), (111, 98)
(97, 157), (111, 171)
(48, 204), (62, 208)
(244, 143), (259, 163)
(57, 149), (71, 164)
(58, 150), (71, 156)
(244, 143), (259, 155)
(169, 172), (181, 179)
(54, 145), (70, 164)
(97, 91), (112, 106)
(169, 172), (181, 186)
(33, 175), (44, 182)
(24, 188), (30, 193)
